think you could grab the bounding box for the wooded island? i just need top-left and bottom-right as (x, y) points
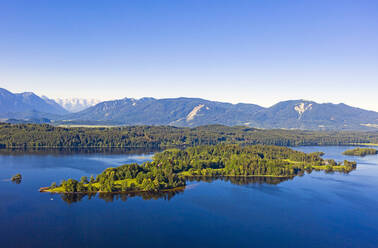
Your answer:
(41, 144), (357, 194)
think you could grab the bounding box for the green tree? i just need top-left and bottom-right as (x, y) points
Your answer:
(50, 182), (57, 189)
(80, 176), (89, 184)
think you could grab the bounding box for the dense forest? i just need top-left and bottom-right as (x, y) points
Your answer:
(1, 123), (377, 148)
(343, 147), (378, 156)
(42, 144), (357, 194)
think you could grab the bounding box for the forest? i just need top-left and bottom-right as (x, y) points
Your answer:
(1, 123), (377, 148)
(42, 144), (357, 194)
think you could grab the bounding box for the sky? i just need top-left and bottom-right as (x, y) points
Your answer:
(1, 0), (378, 111)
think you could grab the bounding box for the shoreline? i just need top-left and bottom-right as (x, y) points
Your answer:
(39, 186), (186, 194)
(2, 143), (378, 150)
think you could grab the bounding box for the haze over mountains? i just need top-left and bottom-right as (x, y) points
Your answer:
(54, 98), (102, 112)
(0, 88), (377, 130)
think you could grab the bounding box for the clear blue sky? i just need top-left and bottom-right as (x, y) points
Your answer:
(1, 0), (378, 110)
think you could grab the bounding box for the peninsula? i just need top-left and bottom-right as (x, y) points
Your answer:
(343, 147), (378, 156)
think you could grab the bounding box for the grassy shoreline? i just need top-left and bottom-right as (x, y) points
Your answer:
(343, 147), (378, 156)
(347, 143), (378, 147)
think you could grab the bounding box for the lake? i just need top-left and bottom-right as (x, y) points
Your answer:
(0, 146), (377, 248)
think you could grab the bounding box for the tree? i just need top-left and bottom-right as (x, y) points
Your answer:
(121, 181), (128, 191)
(80, 176), (89, 184)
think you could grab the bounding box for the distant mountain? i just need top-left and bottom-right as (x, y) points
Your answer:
(54, 98), (102, 112)
(0, 87), (377, 130)
(0, 88), (68, 120)
(252, 100), (378, 130)
(61, 97), (378, 130)
(63, 97), (264, 126)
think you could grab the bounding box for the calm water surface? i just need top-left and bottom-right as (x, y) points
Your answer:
(0, 146), (377, 248)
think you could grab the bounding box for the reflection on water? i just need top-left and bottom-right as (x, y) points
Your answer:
(185, 175), (294, 185)
(56, 176), (294, 204)
(59, 189), (185, 204)
(0, 147), (161, 156)
(11, 178), (21, 184)
(54, 167), (356, 204)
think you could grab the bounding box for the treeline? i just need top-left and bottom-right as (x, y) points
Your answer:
(44, 144), (357, 194)
(343, 147), (378, 156)
(1, 123), (377, 148)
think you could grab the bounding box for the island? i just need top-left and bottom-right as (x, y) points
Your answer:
(40, 144), (357, 194)
(11, 173), (22, 184)
(343, 147), (378, 156)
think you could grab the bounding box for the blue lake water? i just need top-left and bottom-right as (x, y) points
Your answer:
(0, 146), (377, 248)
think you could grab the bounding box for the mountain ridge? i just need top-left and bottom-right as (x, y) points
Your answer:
(62, 97), (378, 130)
(0, 88), (377, 130)
(0, 88), (68, 119)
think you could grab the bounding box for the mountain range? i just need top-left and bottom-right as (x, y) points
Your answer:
(0, 88), (377, 130)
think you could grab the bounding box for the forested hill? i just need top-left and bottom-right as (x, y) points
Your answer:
(0, 123), (377, 148)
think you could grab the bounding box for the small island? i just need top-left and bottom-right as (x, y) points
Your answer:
(343, 147), (378, 156)
(11, 173), (22, 184)
(41, 144), (357, 194)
